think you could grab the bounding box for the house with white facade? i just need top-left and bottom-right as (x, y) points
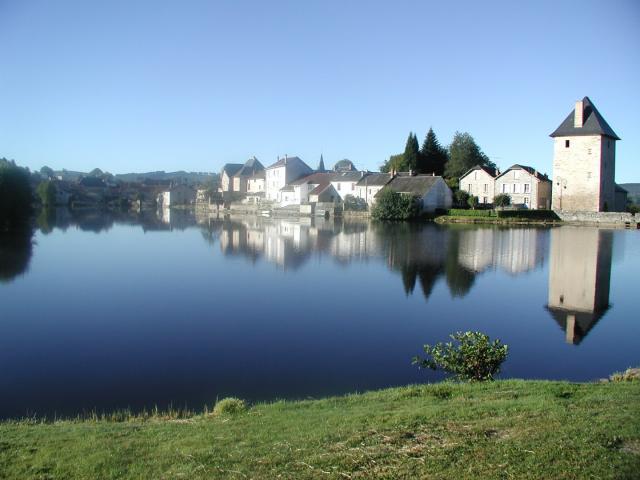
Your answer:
(355, 172), (393, 205)
(330, 171), (363, 201)
(220, 163), (243, 193)
(232, 157), (264, 194)
(495, 165), (552, 210)
(265, 156), (313, 203)
(459, 165), (498, 205)
(157, 184), (196, 207)
(376, 174), (452, 212)
(550, 97), (624, 212)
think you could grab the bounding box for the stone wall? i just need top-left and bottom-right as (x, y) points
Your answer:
(554, 210), (638, 225)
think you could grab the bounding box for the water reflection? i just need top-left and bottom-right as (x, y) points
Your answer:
(0, 228), (34, 283)
(198, 215), (551, 301)
(546, 227), (613, 344)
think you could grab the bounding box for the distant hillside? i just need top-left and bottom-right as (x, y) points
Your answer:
(54, 169), (218, 185)
(620, 183), (640, 203)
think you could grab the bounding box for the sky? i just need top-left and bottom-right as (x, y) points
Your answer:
(1, 0), (638, 182)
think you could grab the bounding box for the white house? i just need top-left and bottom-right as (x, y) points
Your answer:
(459, 165), (498, 205)
(220, 163), (243, 192)
(265, 156), (313, 203)
(355, 172), (393, 205)
(494, 164), (552, 209)
(157, 184), (196, 207)
(376, 174), (452, 212)
(330, 171), (363, 201)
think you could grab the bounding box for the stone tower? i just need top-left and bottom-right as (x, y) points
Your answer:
(550, 97), (620, 212)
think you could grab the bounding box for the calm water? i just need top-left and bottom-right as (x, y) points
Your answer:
(0, 208), (638, 419)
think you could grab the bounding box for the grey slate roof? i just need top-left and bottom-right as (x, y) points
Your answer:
(332, 171), (363, 182)
(234, 157), (265, 177)
(356, 172), (393, 187)
(375, 175), (442, 197)
(266, 156), (310, 170)
(615, 184), (628, 193)
(496, 164), (550, 182)
(222, 163), (243, 177)
(290, 172), (337, 185)
(550, 97), (620, 140)
(460, 165), (498, 180)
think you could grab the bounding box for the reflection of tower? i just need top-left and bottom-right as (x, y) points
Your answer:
(546, 227), (613, 344)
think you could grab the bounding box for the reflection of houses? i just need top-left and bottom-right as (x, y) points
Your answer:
(457, 227), (548, 274)
(546, 227), (612, 344)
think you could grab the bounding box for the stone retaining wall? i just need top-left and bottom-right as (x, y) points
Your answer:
(554, 211), (638, 225)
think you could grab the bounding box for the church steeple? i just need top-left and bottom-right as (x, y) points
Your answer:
(317, 154), (326, 172)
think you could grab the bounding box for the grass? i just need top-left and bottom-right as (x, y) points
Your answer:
(0, 380), (639, 479)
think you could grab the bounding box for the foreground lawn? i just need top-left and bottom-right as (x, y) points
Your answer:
(1, 380), (639, 479)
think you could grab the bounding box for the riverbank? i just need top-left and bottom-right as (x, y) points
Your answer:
(1, 380), (638, 479)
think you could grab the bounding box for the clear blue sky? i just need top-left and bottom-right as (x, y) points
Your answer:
(1, 0), (638, 181)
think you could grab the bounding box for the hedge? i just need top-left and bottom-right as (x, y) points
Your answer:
(446, 209), (497, 217)
(496, 210), (560, 220)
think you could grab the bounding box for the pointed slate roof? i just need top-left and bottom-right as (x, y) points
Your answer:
(496, 164), (550, 182)
(460, 165), (498, 180)
(234, 157), (265, 177)
(317, 154), (326, 172)
(550, 97), (620, 140)
(221, 163), (243, 177)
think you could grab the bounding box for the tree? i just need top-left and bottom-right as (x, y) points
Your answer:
(418, 128), (448, 175)
(413, 331), (509, 382)
(40, 166), (55, 178)
(36, 180), (57, 207)
(454, 189), (470, 207)
(494, 193), (511, 208)
(371, 189), (420, 220)
(0, 158), (33, 231)
(467, 195), (478, 210)
(444, 132), (495, 180)
(403, 132), (420, 172)
(380, 154), (407, 173)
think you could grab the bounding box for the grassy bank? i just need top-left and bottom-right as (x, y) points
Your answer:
(1, 380), (639, 479)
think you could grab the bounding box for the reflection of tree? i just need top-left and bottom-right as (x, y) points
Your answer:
(0, 228), (34, 283)
(445, 230), (476, 298)
(36, 208), (56, 234)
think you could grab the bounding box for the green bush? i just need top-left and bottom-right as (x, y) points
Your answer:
(413, 331), (509, 382)
(371, 189), (419, 220)
(454, 189), (470, 207)
(496, 209), (559, 220)
(212, 397), (247, 416)
(343, 194), (368, 212)
(36, 180), (57, 206)
(494, 193), (511, 207)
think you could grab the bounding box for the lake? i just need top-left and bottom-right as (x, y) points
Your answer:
(0, 208), (638, 419)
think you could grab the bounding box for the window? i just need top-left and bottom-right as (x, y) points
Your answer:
(483, 196), (487, 204)
(368, 188), (372, 195)
(483, 184), (488, 193)
(524, 197), (529, 206)
(512, 184), (517, 193)
(524, 183), (530, 193)
(468, 183), (472, 193)
(565, 140), (570, 148)
(502, 183), (507, 193)
(588, 148), (591, 155)
(474, 171), (478, 180)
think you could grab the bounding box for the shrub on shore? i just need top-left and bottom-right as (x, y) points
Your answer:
(212, 397), (247, 416)
(413, 331), (508, 382)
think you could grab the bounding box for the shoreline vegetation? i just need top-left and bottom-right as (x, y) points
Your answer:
(1, 378), (638, 479)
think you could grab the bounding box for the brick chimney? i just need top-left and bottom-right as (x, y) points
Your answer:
(574, 99), (584, 128)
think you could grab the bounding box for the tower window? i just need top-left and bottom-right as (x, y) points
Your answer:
(565, 140), (570, 148)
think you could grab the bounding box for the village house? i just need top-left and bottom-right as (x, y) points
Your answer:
(232, 157), (264, 194)
(355, 172), (393, 205)
(330, 171), (363, 201)
(459, 165), (498, 205)
(494, 165), (552, 210)
(245, 171), (266, 203)
(550, 97), (625, 212)
(376, 174), (452, 212)
(220, 163), (243, 193)
(265, 155), (313, 203)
